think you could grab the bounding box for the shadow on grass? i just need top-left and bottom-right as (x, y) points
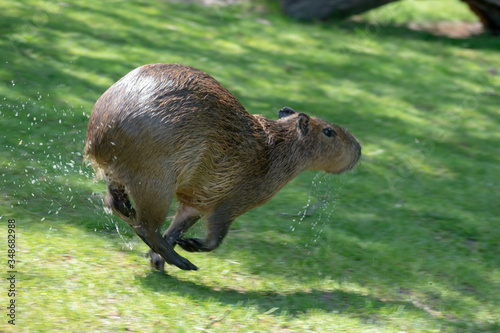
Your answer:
(136, 271), (499, 332)
(139, 271), (419, 318)
(336, 20), (500, 52)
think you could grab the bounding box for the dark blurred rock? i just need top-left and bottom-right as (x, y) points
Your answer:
(280, 0), (400, 21)
(462, 0), (500, 34)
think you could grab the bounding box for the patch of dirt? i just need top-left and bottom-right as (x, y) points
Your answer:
(407, 21), (484, 39)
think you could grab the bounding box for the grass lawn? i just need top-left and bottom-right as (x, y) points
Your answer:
(1, 0), (499, 331)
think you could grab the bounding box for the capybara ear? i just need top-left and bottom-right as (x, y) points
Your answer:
(297, 112), (310, 136)
(279, 106), (296, 119)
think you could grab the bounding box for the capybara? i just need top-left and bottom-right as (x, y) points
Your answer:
(84, 64), (361, 271)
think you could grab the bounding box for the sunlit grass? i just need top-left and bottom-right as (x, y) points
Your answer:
(361, 0), (478, 24)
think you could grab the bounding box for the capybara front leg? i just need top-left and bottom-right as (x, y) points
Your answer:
(176, 209), (233, 252)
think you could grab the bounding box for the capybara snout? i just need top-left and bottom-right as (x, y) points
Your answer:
(85, 64), (361, 271)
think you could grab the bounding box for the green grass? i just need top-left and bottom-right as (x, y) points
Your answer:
(360, 0), (478, 24)
(1, 0), (500, 332)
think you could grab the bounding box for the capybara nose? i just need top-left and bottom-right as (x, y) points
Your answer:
(354, 140), (362, 158)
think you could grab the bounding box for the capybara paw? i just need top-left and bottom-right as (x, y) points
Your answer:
(150, 249), (197, 271)
(148, 251), (165, 272)
(176, 238), (204, 252)
(176, 257), (198, 271)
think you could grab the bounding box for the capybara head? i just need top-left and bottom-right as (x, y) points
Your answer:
(277, 106), (361, 174)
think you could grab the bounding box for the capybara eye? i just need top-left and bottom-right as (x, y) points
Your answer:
(323, 128), (336, 137)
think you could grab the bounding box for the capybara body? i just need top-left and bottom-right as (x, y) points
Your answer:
(85, 64), (361, 271)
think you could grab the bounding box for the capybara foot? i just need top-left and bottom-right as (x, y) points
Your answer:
(157, 246), (198, 271)
(176, 238), (206, 252)
(153, 249), (198, 271)
(148, 250), (165, 272)
(136, 229), (198, 271)
(173, 255), (198, 271)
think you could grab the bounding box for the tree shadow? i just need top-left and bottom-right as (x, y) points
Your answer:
(135, 271), (499, 332)
(335, 20), (500, 51)
(138, 271), (420, 318)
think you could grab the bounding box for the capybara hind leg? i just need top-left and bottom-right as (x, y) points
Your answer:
(105, 184), (136, 224)
(136, 226), (197, 271)
(149, 204), (202, 271)
(176, 209), (232, 252)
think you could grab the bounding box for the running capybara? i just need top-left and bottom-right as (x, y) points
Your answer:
(84, 64), (361, 271)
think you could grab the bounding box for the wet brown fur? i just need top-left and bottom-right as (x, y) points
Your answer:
(85, 64), (361, 271)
